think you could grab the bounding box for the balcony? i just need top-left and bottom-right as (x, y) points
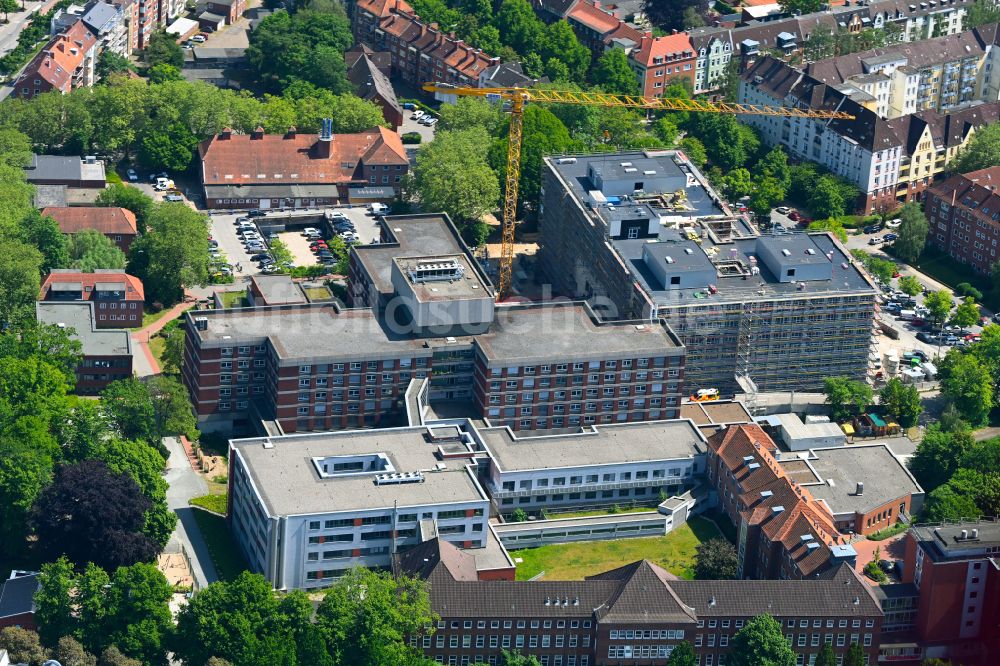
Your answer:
(490, 476), (689, 499)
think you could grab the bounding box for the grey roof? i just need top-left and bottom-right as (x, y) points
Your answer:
(231, 426), (488, 516)
(671, 564), (881, 617)
(353, 214), (472, 299)
(780, 444), (923, 517)
(0, 572), (39, 619)
(479, 419), (705, 472)
(26, 155), (84, 182)
(81, 1), (120, 33)
(191, 46), (247, 60)
(249, 275), (306, 305)
(479, 61), (545, 88)
(198, 10), (226, 22)
(426, 578), (621, 618)
(348, 53), (401, 114)
(589, 561), (697, 624)
(474, 302), (682, 366)
(910, 520), (1000, 561)
(35, 302), (131, 357)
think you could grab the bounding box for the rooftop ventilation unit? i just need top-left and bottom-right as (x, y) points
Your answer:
(665, 256), (674, 264)
(806, 541), (821, 551)
(408, 259), (465, 284)
(262, 440), (274, 449)
(781, 248), (792, 257)
(555, 157), (577, 165)
(374, 472), (425, 486)
(194, 317), (208, 331)
(644, 170), (656, 175)
(620, 162), (633, 167)
(624, 167), (638, 173)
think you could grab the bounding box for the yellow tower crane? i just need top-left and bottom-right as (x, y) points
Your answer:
(422, 84), (855, 300)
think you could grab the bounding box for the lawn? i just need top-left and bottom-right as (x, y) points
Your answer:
(541, 505), (657, 520)
(216, 291), (246, 308)
(303, 285), (333, 301)
(190, 493), (228, 514)
(190, 507), (248, 581)
(148, 335), (166, 369)
(138, 307), (175, 330)
(512, 516), (721, 581)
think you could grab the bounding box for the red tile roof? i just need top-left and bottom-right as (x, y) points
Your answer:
(630, 32), (696, 68)
(198, 127), (407, 186)
(19, 20), (97, 93)
(40, 270), (145, 302)
(355, 0), (413, 18)
(380, 10), (497, 78)
(43, 206), (138, 236)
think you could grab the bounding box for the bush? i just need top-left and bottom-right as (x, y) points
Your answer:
(401, 132), (422, 145)
(864, 559), (888, 582)
(956, 282), (984, 300)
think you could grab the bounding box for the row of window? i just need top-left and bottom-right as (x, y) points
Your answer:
(97, 302), (139, 308)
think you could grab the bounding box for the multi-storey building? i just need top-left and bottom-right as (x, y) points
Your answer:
(136, 0), (158, 49)
(352, 0), (499, 90)
(227, 424), (505, 590)
(43, 206), (138, 253)
(475, 419), (705, 513)
(39, 270), (144, 328)
(897, 520), (1000, 664)
(924, 166), (1000, 273)
(51, 2), (130, 59)
(14, 20), (98, 100)
(627, 32), (697, 95)
(564, 0), (642, 57)
(538, 150), (878, 394)
(804, 24), (1000, 119)
(399, 537), (883, 666)
(35, 302), (132, 393)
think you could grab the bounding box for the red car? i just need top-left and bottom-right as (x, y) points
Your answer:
(788, 211), (801, 221)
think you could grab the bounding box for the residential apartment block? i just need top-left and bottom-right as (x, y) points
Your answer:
(399, 538), (882, 666)
(739, 55), (1000, 211)
(197, 124), (408, 209)
(14, 20), (98, 100)
(51, 1), (131, 59)
(538, 150), (878, 394)
(352, 0), (499, 90)
(924, 166), (1000, 273)
(35, 301), (132, 393)
(43, 206), (138, 253)
(627, 32), (697, 96)
(39, 269), (144, 328)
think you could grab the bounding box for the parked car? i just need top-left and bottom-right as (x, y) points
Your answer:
(775, 206), (791, 215)
(916, 331), (936, 343)
(411, 110), (424, 120)
(190, 34), (206, 43)
(250, 253), (271, 261)
(886, 218), (902, 229)
(863, 224), (882, 234)
(261, 265), (278, 274)
(126, 168), (138, 182)
(868, 237), (882, 245)
(303, 227), (321, 236)
(424, 117), (439, 127)
(884, 233), (898, 242)
(333, 220), (355, 231)
(788, 211), (802, 221)
(247, 209), (267, 217)
(164, 194), (183, 202)
(402, 102), (416, 110)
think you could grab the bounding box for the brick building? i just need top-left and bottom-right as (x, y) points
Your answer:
(398, 538), (883, 666)
(352, 0), (499, 90)
(924, 166), (1000, 274)
(43, 206), (138, 253)
(39, 269), (145, 328)
(628, 32), (697, 96)
(0, 572), (40, 632)
(197, 124), (408, 209)
(36, 301), (133, 393)
(347, 51), (404, 129)
(14, 20), (98, 100)
(895, 521), (1000, 664)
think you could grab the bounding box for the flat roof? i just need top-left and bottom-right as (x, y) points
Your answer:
(35, 302), (131, 356)
(353, 214), (476, 298)
(478, 419), (705, 472)
(250, 275), (306, 305)
(911, 521), (1000, 560)
(780, 444), (922, 516)
(231, 426), (488, 516)
(775, 412), (846, 441)
(393, 254), (489, 302)
(474, 302), (682, 366)
(679, 400), (754, 426)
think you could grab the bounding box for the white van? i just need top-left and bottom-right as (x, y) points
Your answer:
(368, 203), (388, 214)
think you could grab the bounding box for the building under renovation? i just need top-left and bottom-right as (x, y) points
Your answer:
(538, 150), (879, 395)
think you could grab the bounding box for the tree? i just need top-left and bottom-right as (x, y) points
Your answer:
(807, 217), (848, 243)
(923, 290), (954, 327)
(909, 424), (973, 491)
(31, 460), (159, 570)
(19, 209), (69, 272)
(844, 643), (866, 666)
(666, 641), (697, 666)
(779, 0), (824, 14)
(940, 353), (993, 426)
(411, 129), (500, 227)
(967, 0), (1000, 27)
(511, 507), (528, 522)
(496, 0), (544, 55)
(722, 168), (753, 200)
(99, 646), (142, 666)
(749, 176), (785, 220)
(730, 614), (795, 666)
(96, 51), (132, 80)
(96, 184), (154, 233)
(68, 229), (127, 272)
(131, 203), (209, 305)
(653, 116), (679, 146)
(679, 137), (707, 169)
(101, 378), (158, 443)
(0, 238), (42, 323)
(878, 378), (923, 428)
(923, 481), (982, 521)
(955, 123), (1000, 173)
(542, 21), (589, 83)
(145, 31), (183, 68)
(93, 437), (174, 548)
(139, 122), (198, 171)
(899, 275), (922, 296)
(0, 627), (48, 666)
(160, 321), (185, 375)
(893, 202), (929, 263)
(756, 147), (791, 190)
(35, 557), (77, 646)
(0, 0), (19, 22)
(147, 63), (183, 84)
(53, 636), (97, 666)
(315, 567), (437, 666)
(644, 0), (707, 32)
(438, 97), (506, 136)
(950, 297), (981, 329)
(694, 538), (738, 579)
(502, 652), (542, 666)
(592, 49), (639, 95)
(809, 175), (847, 219)
(814, 643), (837, 666)
(823, 376), (873, 421)
(101, 563), (174, 665)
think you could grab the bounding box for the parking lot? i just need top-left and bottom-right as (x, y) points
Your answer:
(208, 212), (259, 274)
(275, 231), (316, 266)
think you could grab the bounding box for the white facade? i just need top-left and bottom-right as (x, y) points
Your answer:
(694, 35), (733, 94)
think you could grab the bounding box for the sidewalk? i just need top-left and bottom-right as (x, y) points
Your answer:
(130, 297), (196, 376)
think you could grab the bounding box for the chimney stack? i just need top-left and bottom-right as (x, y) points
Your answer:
(285, 126), (297, 139)
(220, 127), (232, 139)
(314, 118), (334, 159)
(856, 482), (864, 496)
(251, 125), (265, 139)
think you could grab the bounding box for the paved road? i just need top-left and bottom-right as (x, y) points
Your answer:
(0, 2), (42, 56)
(163, 436), (218, 589)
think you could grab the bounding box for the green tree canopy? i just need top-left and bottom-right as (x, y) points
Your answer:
(130, 203), (209, 305)
(96, 184), (155, 232)
(19, 209), (69, 273)
(592, 48), (640, 95)
(950, 297), (981, 328)
(923, 290), (954, 326)
(823, 376), (873, 421)
(893, 202), (929, 263)
(898, 275), (922, 296)
(940, 352), (994, 426)
(909, 423), (974, 491)
(139, 121), (198, 171)
(0, 238), (42, 323)
(730, 614), (795, 666)
(144, 31), (183, 69)
(955, 123), (1000, 173)
(878, 378), (923, 428)
(694, 538), (738, 579)
(411, 128), (500, 230)
(666, 641), (697, 666)
(68, 229), (126, 272)
(438, 97), (506, 136)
